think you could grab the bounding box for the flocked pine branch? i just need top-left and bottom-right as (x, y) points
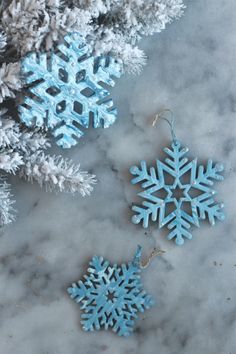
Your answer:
(0, 31), (7, 53)
(0, 0), (9, 14)
(20, 152), (96, 196)
(0, 0), (185, 75)
(1, 0), (91, 56)
(0, 177), (15, 225)
(0, 109), (96, 225)
(0, 62), (21, 103)
(74, 0), (185, 73)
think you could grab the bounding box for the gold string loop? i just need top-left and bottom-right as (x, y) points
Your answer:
(140, 248), (165, 269)
(152, 109), (177, 144)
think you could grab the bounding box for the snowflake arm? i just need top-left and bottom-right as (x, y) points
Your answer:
(130, 160), (164, 228)
(0, 178), (15, 226)
(166, 208), (194, 245)
(162, 144), (190, 175)
(130, 160), (159, 187)
(194, 159), (224, 187)
(192, 160), (225, 225)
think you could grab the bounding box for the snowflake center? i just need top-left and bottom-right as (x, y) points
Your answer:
(170, 185), (186, 201)
(106, 290), (117, 303)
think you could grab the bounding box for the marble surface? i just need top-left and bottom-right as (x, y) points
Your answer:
(1, 0), (236, 353)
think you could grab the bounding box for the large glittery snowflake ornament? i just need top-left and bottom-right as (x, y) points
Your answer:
(67, 246), (154, 337)
(130, 140), (225, 246)
(19, 32), (122, 148)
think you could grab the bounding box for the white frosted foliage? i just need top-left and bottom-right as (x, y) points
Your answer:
(0, 109), (96, 225)
(1, 0), (185, 76)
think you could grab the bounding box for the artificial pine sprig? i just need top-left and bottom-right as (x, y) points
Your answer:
(1, 0), (185, 74)
(0, 31), (7, 53)
(0, 109), (96, 225)
(0, 177), (15, 225)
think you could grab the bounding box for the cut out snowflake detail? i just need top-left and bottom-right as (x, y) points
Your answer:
(19, 32), (122, 148)
(67, 246), (154, 337)
(130, 141), (225, 246)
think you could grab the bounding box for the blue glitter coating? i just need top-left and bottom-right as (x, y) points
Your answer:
(19, 32), (122, 148)
(67, 246), (154, 337)
(130, 140), (225, 246)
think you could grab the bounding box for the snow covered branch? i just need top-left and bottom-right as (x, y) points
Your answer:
(0, 31), (7, 53)
(0, 62), (21, 103)
(2, 0), (91, 56)
(0, 177), (15, 226)
(0, 109), (96, 225)
(0, 0), (185, 75)
(20, 152), (96, 196)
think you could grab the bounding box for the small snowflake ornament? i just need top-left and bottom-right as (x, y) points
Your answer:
(19, 32), (123, 148)
(130, 113), (225, 246)
(67, 246), (154, 337)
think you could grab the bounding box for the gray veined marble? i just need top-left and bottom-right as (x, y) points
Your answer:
(1, 0), (236, 353)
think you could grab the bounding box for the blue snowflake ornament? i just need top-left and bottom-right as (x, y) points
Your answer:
(67, 246), (154, 337)
(130, 140), (225, 246)
(19, 32), (122, 148)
